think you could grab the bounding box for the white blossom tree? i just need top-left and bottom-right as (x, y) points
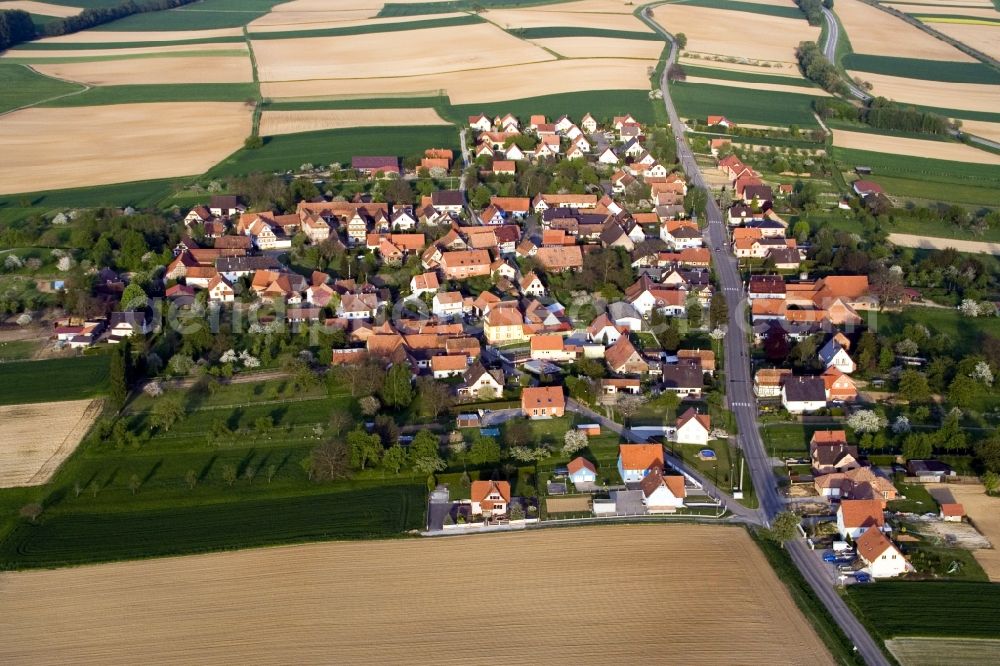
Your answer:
(891, 415), (911, 435)
(960, 299), (981, 317)
(219, 349), (238, 364)
(847, 409), (887, 434)
(144, 381), (164, 398)
(562, 430), (589, 456)
(972, 361), (994, 386)
(15, 313), (31, 326)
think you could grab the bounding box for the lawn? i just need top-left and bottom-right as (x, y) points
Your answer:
(866, 306), (1000, 357)
(888, 481), (937, 514)
(760, 423), (831, 459)
(0, 483), (424, 569)
(96, 0), (284, 30)
(861, 174), (1000, 210)
(842, 54), (1000, 85)
(207, 125), (460, 177)
(507, 27), (663, 41)
(0, 63), (85, 114)
(0, 355), (110, 405)
(40, 83), (260, 107)
(262, 95), (450, 112)
(670, 82), (821, 128)
(0, 340), (40, 362)
(847, 582), (1000, 639)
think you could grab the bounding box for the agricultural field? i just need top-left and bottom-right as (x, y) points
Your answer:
(670, 81), (822, 127)
(927, 483), (1000, 581)
(847, 581), (1000, 639)
(846, 71), (1000, 114)
(258, 107), (450, 136)
(832, 129), (1000, 165)
(929, 21), (1000, 58)
(0, 62), (84, 113)
(28, 53), (253, 85)
(0, 102), (252, 194)
(0, 399), (101, 488)
(0, 2), (81, 18)
(886, 637), (1000, 666)
(0, 525), (834, 663)
(0, 355), (109, 406)
(958, 119), (1000, 142)
(841, 54), (1000, 85)
(836, 0), (974, 60)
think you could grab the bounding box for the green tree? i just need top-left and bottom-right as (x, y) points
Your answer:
(109, 346), (128, 409)
(902, 433), (933, 461)
(897, 369), (931, 403)
(128, 473), (141, 495)
(766, 511), (800, 543)
(469, 436), (501, 466)
(686, 296), (703, 329)
(221, 464), (237, 486)
(120, 282), (148, 311)
(674, 32), (687, 49)
(185, 469), (198, 490)
(983, 471), (1000, 494)
(149, 392), (185, 433)
(709, 292), (728, 329)
(410, 430), (445, 473)
(382, 444), (407, 474)
(948, 375), (977, 409)
(346, 429), (383, 470)
(380, 364), (414, 408)
(977, 435), (1000, 474)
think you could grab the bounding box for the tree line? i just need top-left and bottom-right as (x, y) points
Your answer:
(814, 97), (949, 135)
(0, 0), (200, 50)
(795, 0), (832, 27)
(796, 41), (848, 95)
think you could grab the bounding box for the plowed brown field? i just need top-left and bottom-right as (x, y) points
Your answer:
(0, 399), (100, 487)
(0, 525), (832, 664)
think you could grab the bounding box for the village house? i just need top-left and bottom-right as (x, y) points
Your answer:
(432, 291), (466, 319)
(781, 376), (827, 414)
(815, 467), (897, 504)
(810, 431), (859, 475)
(617, 444), (664, 483)
(352, 156), (400, 177)
(431, 354), (469, 379)
(640, 469), (686, 512)
(458, 363), (504, 399)
(675, 408), (711, 445)
(209, 195), (245, 218)
(604, 335), (648, 375)
(940, 504), (965, 522)
(823, 366), (858, 402)
(521, 386), (565, 419)
(568, 457), (598, 485)
(530, 335), (579, 363)
(856, 529), (913, 578)
(439, 250), (492, 280)
(660, 364), (704, 398)
(677, 349), (715, 374)
(587, 313), (626, 345)
(599, 378), (642, 396)
(109, 310), (153, 341)
(410, 272), (440, 297)
(471, 480), (511, 517)
(819, 336), (856, 374)
(484, 305), (527, 344)
(836, 499), (886, 540)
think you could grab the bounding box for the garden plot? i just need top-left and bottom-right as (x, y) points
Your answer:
(836, 0), (975, 60)
(833, 129), (1000, 165)
(651, 4), (818, 62)
(0, 399), (100, 487)
(251, 23), (554, 81)
(259, 108), (449, 136)
(0, 102), (252, 194)
(0, 525), (832, 664)
(32, 55), (253, 85)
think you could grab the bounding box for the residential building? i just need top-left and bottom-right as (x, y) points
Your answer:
(604, 335), (648, 375)
(660, 364), (703, 398)
(675, 408), (711, 445)
(521, 386), (565, 419)
(471, 480), (511, 517)
(856, 529), (913, 578)
(458, 363), (504, 399)
(617, 444), (664, 483)
(781, 376), (827, 414)
(836, 499), (885, 540)
(640, 469), (686, 512)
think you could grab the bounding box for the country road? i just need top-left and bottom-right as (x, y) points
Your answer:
(641, 5), (890, 664)
(821, 7), (870, 101)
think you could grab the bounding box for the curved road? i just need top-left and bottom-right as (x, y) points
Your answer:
(820, 7), (870, 101)
(641, 6), (890, 665)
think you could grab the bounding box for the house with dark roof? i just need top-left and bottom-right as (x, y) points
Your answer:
(352, 156), (400, 176)
(781, 376), (827, 414)
(660, 364), (703, 398)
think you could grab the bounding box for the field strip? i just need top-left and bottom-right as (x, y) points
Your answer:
(0, 64), (89, 117)
(928, 21), (1000, 58)
(679, 55), (802, 76)
(485, 7), (655, 32)
(0, 102), (252, 195)
(917, 15), (1000, 24)
(2, 43), (249, 59)
(889, 233), (1000, 255)
(847, 70), (1000, 113)
(925, 482), (1000, 580)
(0, 398), (100, 487)
(832, 129), (1000, 164)
(651, 4), (818, 62)
(259, 108), (450, 136)
(886, 0), (994, 6)
(31, 27), (245, 44)
(0, 1), (80, 17)
(886, 637), (1000, 665)
(31, 55), (254, 85)
(683, 75), (828, 95)
(524, 0), (641, 13)
(835, 0), (976, 60)
(248, 11), (468, 32)
(532, 35), (666, 59)
(261, 57), (656, 104)
(957, 118), (1000, 142)
(0, 525), (833, 665)
(891, 4), (999, 15)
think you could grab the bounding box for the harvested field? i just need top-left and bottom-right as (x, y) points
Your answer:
(886, 0), (994, 5)
(32, 55), (253, 85)
(0, 1), (80, 18)
(259, 108), (449, 136)
(847, 70), (1000, 112)
(0, 102), (252, 194)
(679, 55), (802, 77)
(958, 118), (1000, 142)
(895, 5), (1000, 17)
(0, 399), (99, 487)
(0, 525), (833, 664)
(485, 7), (654, 32)
(529, 0), (639, 13)
(533, 35), (665, 59)
(252, 23), (553, 81)
(2, 42), (250, 59)
(262, 58), (657, 104)
(931, 22), (1000, 58)
(545, 496), (592, 513)
(832, 129), (1000, 164)
(927, 483), (1000, 580)
(30, 28), (244, 44)
(886, 637), (1000, 666)
(683, 75), (828, 96)
(651, 4), (817, 62)
(836, 0), (974, 60)
(249, 11), (466, 31)
(888, 233), (1000, 255)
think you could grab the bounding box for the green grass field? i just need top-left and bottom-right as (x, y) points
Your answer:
(867, 307), (1000, 356)
(96, 0), (284, 30)
(208, 125), (459, 176)
(0, 178), (181, 222)
(377, 0), (560, 18)
(15, 35), (247, 50)
(847, 582), (1000, 639)
(261, 95), (449, 112)
(5, 49), (248, 64)
(670, 81), (820, 127)
(39, 83), (259, 107)
(915, 14), (1000, 26)
(249, 14), (483, 41)
(681, 65), (823, 88)
(862, 173), (1000, 210)
(0, 63), (85, 114)
(507, 26), (662, 41)
(0, 340), (41, 362)
(843, 54), (1000, 85)
(0, 355), (110, 405)
(678, 0), (804, 19)
(760, 423), (833, 459)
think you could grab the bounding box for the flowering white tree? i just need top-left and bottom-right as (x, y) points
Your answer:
(972, 361), (994, 386)
(168, 354), (194, 376)
(508, 446), (536, 463)
(847, 409), (887, 433)
(562, 430), (589, 456)
(16, 313), (32, 326)
(219, 349), (238, 364)
(239, 350), (260, 368)
(4, 254), (22, 270)
(57, 256), (74, 272)
(960, 299), (981, 317)
(895, 339), (919, 356)
(144, 381), (164, 398)
(891, 415), (911, 435)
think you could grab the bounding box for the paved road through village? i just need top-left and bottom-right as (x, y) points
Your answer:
(641, 6), (890, 664)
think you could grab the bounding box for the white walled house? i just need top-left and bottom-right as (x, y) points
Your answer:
(675, 409), (711, 446)
(568, 457), (597, 485)
(836, 499), (885, 540)
(639, 469), (686, 512)
(856, 529), (913, 578)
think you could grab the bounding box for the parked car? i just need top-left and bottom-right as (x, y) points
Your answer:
(822, 552), (838, 563)
(853, 572), (872, 583)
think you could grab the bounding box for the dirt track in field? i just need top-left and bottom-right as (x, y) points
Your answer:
(0, 525), (832, 665)
(0, 399), (99, 487)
